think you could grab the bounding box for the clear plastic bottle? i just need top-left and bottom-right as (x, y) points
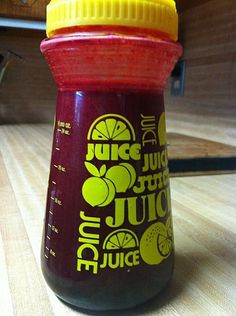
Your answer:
(41, 0), (182, 311)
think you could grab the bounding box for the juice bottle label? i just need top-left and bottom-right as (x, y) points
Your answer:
(45, 92), (174, 279)
(78, 111), (173, 274)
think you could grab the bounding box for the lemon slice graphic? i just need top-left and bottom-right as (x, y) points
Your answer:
(87, 114), (136, 141)
(103, 229), (139, 250)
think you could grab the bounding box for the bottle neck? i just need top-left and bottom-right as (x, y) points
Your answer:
(49, 25), (175, 43)
(41, 26), (182, 92)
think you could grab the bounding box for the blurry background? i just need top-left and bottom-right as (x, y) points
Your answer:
(0, 0), (236, 174)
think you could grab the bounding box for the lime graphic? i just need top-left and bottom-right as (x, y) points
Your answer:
(103, 229), (139, 250)
(158, 234), (172, 256)
(82, 177), (115, 207)
(158, 112), (167, 146)
(87, 114), (136, 141)
(166, 216), (173, 238)
(105, 163), (136, 193)
(140, 219), (172, 265)
(82, 162), (115, 207)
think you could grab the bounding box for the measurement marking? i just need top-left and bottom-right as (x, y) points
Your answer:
(58, 165), (66, 172)
(52, 225), (59, 234)
(50, 249), (56, 257)
(48, 223), (52, 228)
(55, 197), (62, 205)
(44, 254), (49, 259)
(57, 128), (71, 136)
(52, 181), (56, 185)
(54, 164), (66, 173)
(49, 211), (53, 215)
(46, 246), (49, 251)
(46, 236), (51, 240)
(51, 196), (62, 205)
(56, 147), (60, 151)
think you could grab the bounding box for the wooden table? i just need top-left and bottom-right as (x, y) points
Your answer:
(0, 124), (236, 316)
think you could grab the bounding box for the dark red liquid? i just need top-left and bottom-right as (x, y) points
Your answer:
(41, 91), (174, 310)
(41, 29), (182, 311)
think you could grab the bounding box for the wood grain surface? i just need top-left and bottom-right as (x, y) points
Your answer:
(168, 133), (236, 176)
(175, 0), (213, 12)
(0, 29), (56, 124)
(0, 0), (49, 20)
(168, 133), (236, 159)
(165, 0), (236, 147)
(0, 124), (235, 316)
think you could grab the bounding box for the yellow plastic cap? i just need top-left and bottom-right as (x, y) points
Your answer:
(46, 0), (178, 41)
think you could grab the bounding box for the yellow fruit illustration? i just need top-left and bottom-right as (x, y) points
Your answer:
(166, 216), (173, 238)
(105, 163), (136, 193)
(87, 114), (136, 141)
(158, 234), (172, 256)
(140, 221), (172, 265)
(103, 229), (139, 250)
(82, 177), (115, 207)
(158, 112), (167, 146)
(119, 163), (136, 188)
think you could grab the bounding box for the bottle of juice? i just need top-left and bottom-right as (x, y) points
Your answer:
(41, 0), (182, 311)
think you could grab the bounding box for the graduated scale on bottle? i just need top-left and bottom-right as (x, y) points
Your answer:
(44, 119), (72, 261)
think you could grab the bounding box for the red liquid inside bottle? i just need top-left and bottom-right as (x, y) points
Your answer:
(41, 1), (182, 311)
